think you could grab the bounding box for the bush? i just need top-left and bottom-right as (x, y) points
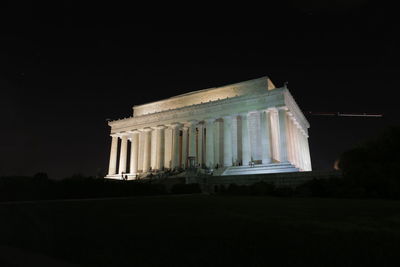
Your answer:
(170, 183), (201, 194)
(295, 177), (344, 198)
(0, 175), (55, 201)
(250, 182), (276, 195)
(218, 182), (291, 197)
(0, 175), (167, 202)
(273, 186), (295, 197)
(223, 184), (249, 195)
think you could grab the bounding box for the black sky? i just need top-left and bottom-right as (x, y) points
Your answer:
(1, 2), (399, 178)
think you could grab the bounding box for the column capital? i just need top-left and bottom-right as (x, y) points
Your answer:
(295, 123), (307, 137)
(142, 127), (153, 132)
(299, 127), (307, 137)
(247, 110), (261, 116)
(127, 129), (140, 134)
(152, 125), (166, 130)
(239, 112), (250, 118)
(260, 108), (278, 114)
(166, 122), (182, 129)
(185, 120), (198, 127)
(289, 114), (299, 126)
(266, 107), (278, 113)
(110, 133), (119, 138)
(116, 132), (129, 138)
(278, 106), (289, 111)
(222, 115), (233, 120)
(287, 115), (299, 127)
(205, 118), (216, 124)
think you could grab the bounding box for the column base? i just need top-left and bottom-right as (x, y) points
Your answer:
(262, 158), (272, 164)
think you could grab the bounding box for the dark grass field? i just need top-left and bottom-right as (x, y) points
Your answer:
(1, 195), (400, 266)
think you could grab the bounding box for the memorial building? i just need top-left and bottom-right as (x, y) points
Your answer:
(105, 76), (311, 179)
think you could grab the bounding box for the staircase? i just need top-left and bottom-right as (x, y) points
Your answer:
(211, 167), (227, 176)
(105, 174), (124, 180)
(221, 162), (299, 176)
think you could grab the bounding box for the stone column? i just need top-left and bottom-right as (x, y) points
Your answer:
(301, 128), (309, 171)
(108, 135), (119, 175)
(240, 113), (251, 166)
(137, 130), (144, 172)
(304, 133), (312, 171)
(164, 127), (172, 169)
(260, 110), (272, 164)
(300, 130), (307, 171)
(197, 123), (204, 167)
(171, 124), (181, 169)
(288, 118), (296, 167)
(205, 119), (215, 168)
(231, 116), (239, 165)
(286, 113), (295, 166)
(292, 121), (301, 169)
(188, 121), (197, 159)
(296, 127), (303, 171)
(150, 129), (157, 170)
(142, 128), (152, 172)
(268, 108), (280, 162)
(223, 115), (233, 166)
(118, 135), (128, 175)
(296, 124), (302, 169)
(291, 117), (300, 168)
(214, 120), (222, 166)
(181, 126), (188, 168)
(300, 128), (307, 171)
(278, 108), (289, 162)
(129, 131), (139, 176)
(156, 126), (165, 170)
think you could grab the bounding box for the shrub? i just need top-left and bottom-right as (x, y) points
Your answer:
(0, 175), (167, 202)
(273, 186), (295, 197)
(250, 181), (275, 195)
(170, 183), (201, 194)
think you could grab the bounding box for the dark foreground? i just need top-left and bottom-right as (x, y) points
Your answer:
(0, 195), (399, 266)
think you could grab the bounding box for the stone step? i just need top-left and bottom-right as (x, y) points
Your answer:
(222, 163), (299, 176)
(105, 174), (138, 180)
(105, 174), (123, 180)
(228, 162), (294, 169)
(225, 164), (295, 172)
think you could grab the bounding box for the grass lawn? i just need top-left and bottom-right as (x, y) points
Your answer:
(0, 195), (400, 266)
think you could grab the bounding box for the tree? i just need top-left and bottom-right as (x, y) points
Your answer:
(338, 126), (400, 198)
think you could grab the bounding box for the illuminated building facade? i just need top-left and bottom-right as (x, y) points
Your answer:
(105, 76), (311, 179)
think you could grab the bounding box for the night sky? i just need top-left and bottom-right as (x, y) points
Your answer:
(1, 2), (398, 179)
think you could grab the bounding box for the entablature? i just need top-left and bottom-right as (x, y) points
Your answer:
(109, 88), (310, 134)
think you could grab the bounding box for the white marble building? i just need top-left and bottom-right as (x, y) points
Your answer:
(105, 76), (311, 179)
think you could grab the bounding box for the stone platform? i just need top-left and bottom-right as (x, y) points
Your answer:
(222, 162), (299, 176)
